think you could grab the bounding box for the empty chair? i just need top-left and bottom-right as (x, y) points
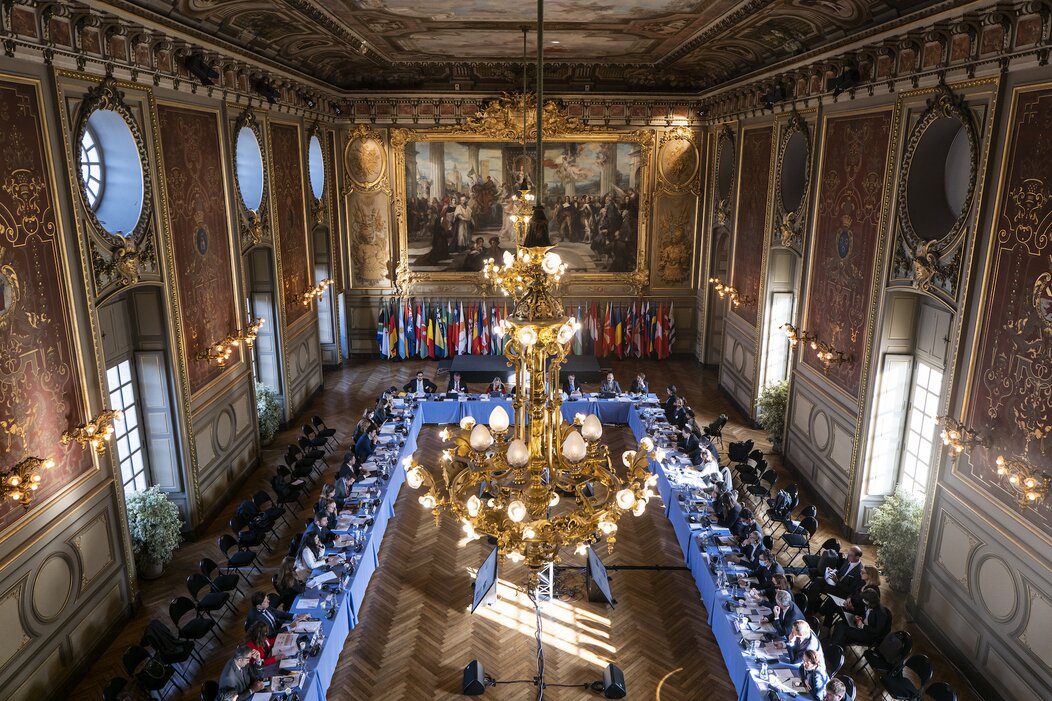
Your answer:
(860, 630), (912, 675)
(312, 415), (338, 444)
(302, 424), (330, 452)
(824, 643), (845, 677)
(778, 515), (819, 566)
(728, 440), (753, 465)
(236, 499), (279, 547)
(273, 468), (307, 506)
(284, 451), (316, 483)
(230, 514), (272, 553)
(803, 537), (842, 570)
(141, 619), (197, 687)
(187, 572), (232, 620)
(217, 533), (261, 583)
(200, 556), (243, 598)
(200, 680), (219, 701)
(103, 677), (128, 701)
(170, 596), (219, 653)
(880, 654), (933, 701)
(254, 490), (291, 528)
(123, 644), (178, 699)
(703, 414), (728, 447)
(747, 468), (778, 509)
(925, 682), (957, 701)
(296, 435), (326, 464)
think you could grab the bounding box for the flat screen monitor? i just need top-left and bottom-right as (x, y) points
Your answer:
(471, 547), (499, 613)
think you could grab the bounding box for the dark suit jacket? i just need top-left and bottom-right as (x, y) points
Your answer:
(832, 560), (864, 596)
(774, 602), (806, 638)
(402, 378), (437, 394)
(305, 521), (335, 546)
(245, 605), (293, 638)
(219, 658), (257, 695)
(630, 379), (649, 394)
(446, 377), (469, 393)
(334, 477), (354, 507)
(786, 630), (821, 663)
(679, 432), (700, 456)
(354, 432), (374, 464)
(563, 378), (583, 394)
(599, 379), (622, 393)
(750, 560), (785, 591)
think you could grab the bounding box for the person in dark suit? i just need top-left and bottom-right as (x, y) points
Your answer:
(785, 620), (823, 664)
(743, 550), (784, 591)
(807, 546), (865, 610)
(730, 509), (763, 541)
(304, 511), (335, 546)
(334, 466), (356, 508)
(829, 589), (889, 647)
(245, 592), (299, 638)
(599, 372), (622, 394)
(678, 427), (700, 457)
(562, 374), (582, 395)
(219, 645), (264, 696)
(630, 372), (649, 394)
(662, 385), (678, 420)
(446, 372), (469, 393)
(767, 589), (807, 638)
(726, 530), (765, 567)
(798, 649), (830, 700)
(354, 426), (378, 465)
(715, 491), (742, 528)
(370, 395), (392, 427)
(403, 371), (437, 394)
(821, 565), (880, 628)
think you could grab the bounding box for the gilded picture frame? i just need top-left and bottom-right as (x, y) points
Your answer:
(390, 94), (653, 293)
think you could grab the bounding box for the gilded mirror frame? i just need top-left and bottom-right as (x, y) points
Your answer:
(230, 107), (270, 250)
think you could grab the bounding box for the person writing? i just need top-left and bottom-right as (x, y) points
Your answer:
(245, 592), (304, 638)
(446, 372), (469, 393)
(562, 373), (582, 396)
(219, 645), (264, 697)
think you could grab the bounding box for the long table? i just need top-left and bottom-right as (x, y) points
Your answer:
(268, 396), (800, 701)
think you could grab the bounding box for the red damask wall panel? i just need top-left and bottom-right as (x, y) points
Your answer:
(803, 110), (893, 398)
(271, 123), (310, 326)
(730, 126), (773, 327)
(964, 86), (1052, 527)
(157, 105), (237, 395)
(0, 78), (89, 530)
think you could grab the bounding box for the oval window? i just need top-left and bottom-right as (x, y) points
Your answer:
(79, 109), (144, 235)
(236, 126), (264, 211)
(779, 131), (808, 213)
(905, 117), (973, 240)
(308, 135), (325, 199)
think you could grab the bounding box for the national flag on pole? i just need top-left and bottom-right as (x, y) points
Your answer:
(603, 302), (615, 358)
(376, 300), (387, 357)
(435, 305), (447, 359)
(426, 303), (436, 359)
(573, 305), (583, 355)
(623, 302), (634, 358)
(667, 301), (676, 354)
(397, 300), (408, 359)
(480, 301), (490, 355)
(654, 302), (665, 360)
(613, 304), (623, 359)
(458, 301), (467, 354)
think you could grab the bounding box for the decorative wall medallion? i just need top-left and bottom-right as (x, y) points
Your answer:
(657, 127), (700, 194)
(656, 210), (691, 284)
(342, 124), (390, 195)
(893, 83), (979, 299)
(195, 224), (209, 257)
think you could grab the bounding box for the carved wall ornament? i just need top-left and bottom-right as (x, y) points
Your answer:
(657, 126), (700, 195)
(713, 126), (735, 228)
(773, 111), (812, 253)
(893, 83), (980, 299)
(71, 76), (156, 293)
(443, 93), (604, 142)
(656, 210), (691, 285)
(349, 197), (392, 288)
(231, 108), (269, 250)
(342, 124), (390, 195)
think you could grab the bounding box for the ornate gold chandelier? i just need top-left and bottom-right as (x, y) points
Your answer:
(404, 246), (659, 568)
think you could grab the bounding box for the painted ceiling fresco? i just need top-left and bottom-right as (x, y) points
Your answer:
(125, 0), (943, 91)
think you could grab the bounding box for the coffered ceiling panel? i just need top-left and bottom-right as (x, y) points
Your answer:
(121, 0), (947, 92)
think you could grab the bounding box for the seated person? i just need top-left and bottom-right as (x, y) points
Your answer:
(274, 556), (305, 611)
(295, 531), (326, 574)
(446, 372), (469, 393)
(316, 499), (339, 533)
(599, 372), (622, 394)
(662, 385), (678, 420)
(807, 546), (865, 610)
(730, 509), (763, 541)
(403, 371), (437, 395)
(829, 588), (889, 647)
(767, 589), (806, 638)
(821, 679), (848, 701)
(304, 511), (335, 546)
(678, 426), (701, 457)
(370, 395), (392, 427)
(219, 645), (264, 697)
(562, 373), (583, 395)
(486, 376), (507, 395)
(245, 621), (283, 666)
(245, 592), (299, 638)
(741, 550), (784, 591)
(725, 530), (764, 566)
(821, 565), (880, 628)
(785, 619), (822, 664)
(715, 491), (742, 528)
(668, 397), (689, 428)
(354, 425), (379, 465)
(315, 483), (335, 512)
(630, 372), (649, 394)
(334, 464), (357, 508)
(798, 649), (830, 700)
(693, 447), (722, 483)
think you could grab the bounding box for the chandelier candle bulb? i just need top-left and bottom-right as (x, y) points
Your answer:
(469, 423), (494, 452)
(507, 500), (528, 523)
(488, 406), (510, 433)
(616, 489), (637, 510)
(549, 492), (560, 507)
(407, 466), (425, 490)
(581, 415), (603, 441)
(562, 431), (587, 463)
(459, 416), (476, 431)
(507, 439), (529, 467)
(466, 494), (481, 517)
(523, 526), (537, 540)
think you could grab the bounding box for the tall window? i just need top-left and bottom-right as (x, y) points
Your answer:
(107, 360), (149, 494)
(79, 127), (103, 209)
(900, 361), (944, 497)
(762, 292), (794, 387)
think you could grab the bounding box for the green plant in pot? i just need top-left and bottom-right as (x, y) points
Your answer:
(256, 382), (281, 445)
(868, 486), (923, 592)
(756, 380), (789, 451)
(126, 485), (183, 579)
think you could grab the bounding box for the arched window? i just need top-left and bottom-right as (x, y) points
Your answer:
(79, 126), (103, 210)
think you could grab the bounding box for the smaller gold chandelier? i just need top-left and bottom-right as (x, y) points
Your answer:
(812, 339), (852, 371)
(935, 416), (984, 457)
(708, 277), (752, 308)
(62, 409), (123, 455)
(782, 323), (816, 349)
(2, 456), (56, 508)
(302, 278), (334, 306)
(197, 317), (266, 366)
(994, 454), (1050, 508)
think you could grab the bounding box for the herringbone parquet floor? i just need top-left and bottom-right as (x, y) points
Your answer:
(330, 426), (736, 701)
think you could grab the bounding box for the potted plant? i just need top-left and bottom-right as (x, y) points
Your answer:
(126, 486), (183, 579)
(868, 486), (923, 591)
(756, 380), (789, 452)
(256, 382), (281, 445)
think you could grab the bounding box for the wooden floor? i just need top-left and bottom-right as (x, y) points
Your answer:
(68, 357), (984, 701)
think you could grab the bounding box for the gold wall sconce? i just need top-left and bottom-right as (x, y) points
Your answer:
(783, 323), (816, 349)
(197, 317), (266, 366)
(935, 416), (985, 457)
(302, 279), (334, 306)
(62, 409), (123, 455)
(2, 456), (56, 508)
(812, 339), (853, 371)
(995, 454), (1050, 508)
(708, 277), (753, 308)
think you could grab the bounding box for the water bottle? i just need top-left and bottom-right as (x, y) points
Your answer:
(760, 659), (768, 681)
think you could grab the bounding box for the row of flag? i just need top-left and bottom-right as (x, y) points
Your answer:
(376, 299), (677, 360)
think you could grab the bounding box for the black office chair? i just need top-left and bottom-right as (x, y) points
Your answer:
(312, 415), (338, 445)
(803, 538), (842, 570)
(103, 677), (129, 701)
(841, 676), (857, 701)
(141, 619), (196, 687)
(703, 414), (728, 448)
(200, 556), (243, 598)
(824, 643), (845, 677)
(254, 489), (291, 528)
(123, 644), (178, 699)
(860, 629), (912, 674)
(925, 682), (957, 701)
(217, 534), (261, 583)
(200, 680), (220, 701)
(302, 424), (331, 453)
(778, 515), (819, 567)
(170, 596), (220, 649)
(230, 514), (272, 553)
(187, 572), (233, 620)
(880, 654), (933, 700)
(793, 591), (808, 614)
(727, 440), (753, 465)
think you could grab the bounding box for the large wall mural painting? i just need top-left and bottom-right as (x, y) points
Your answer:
(965, 85), (1052, 528)
(271, 123), (311, 326)
(157, 105), (238, 395)
(803, 110), (893, 398)
(730, 126), (773, 327)
(0, 78), (89, 530)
